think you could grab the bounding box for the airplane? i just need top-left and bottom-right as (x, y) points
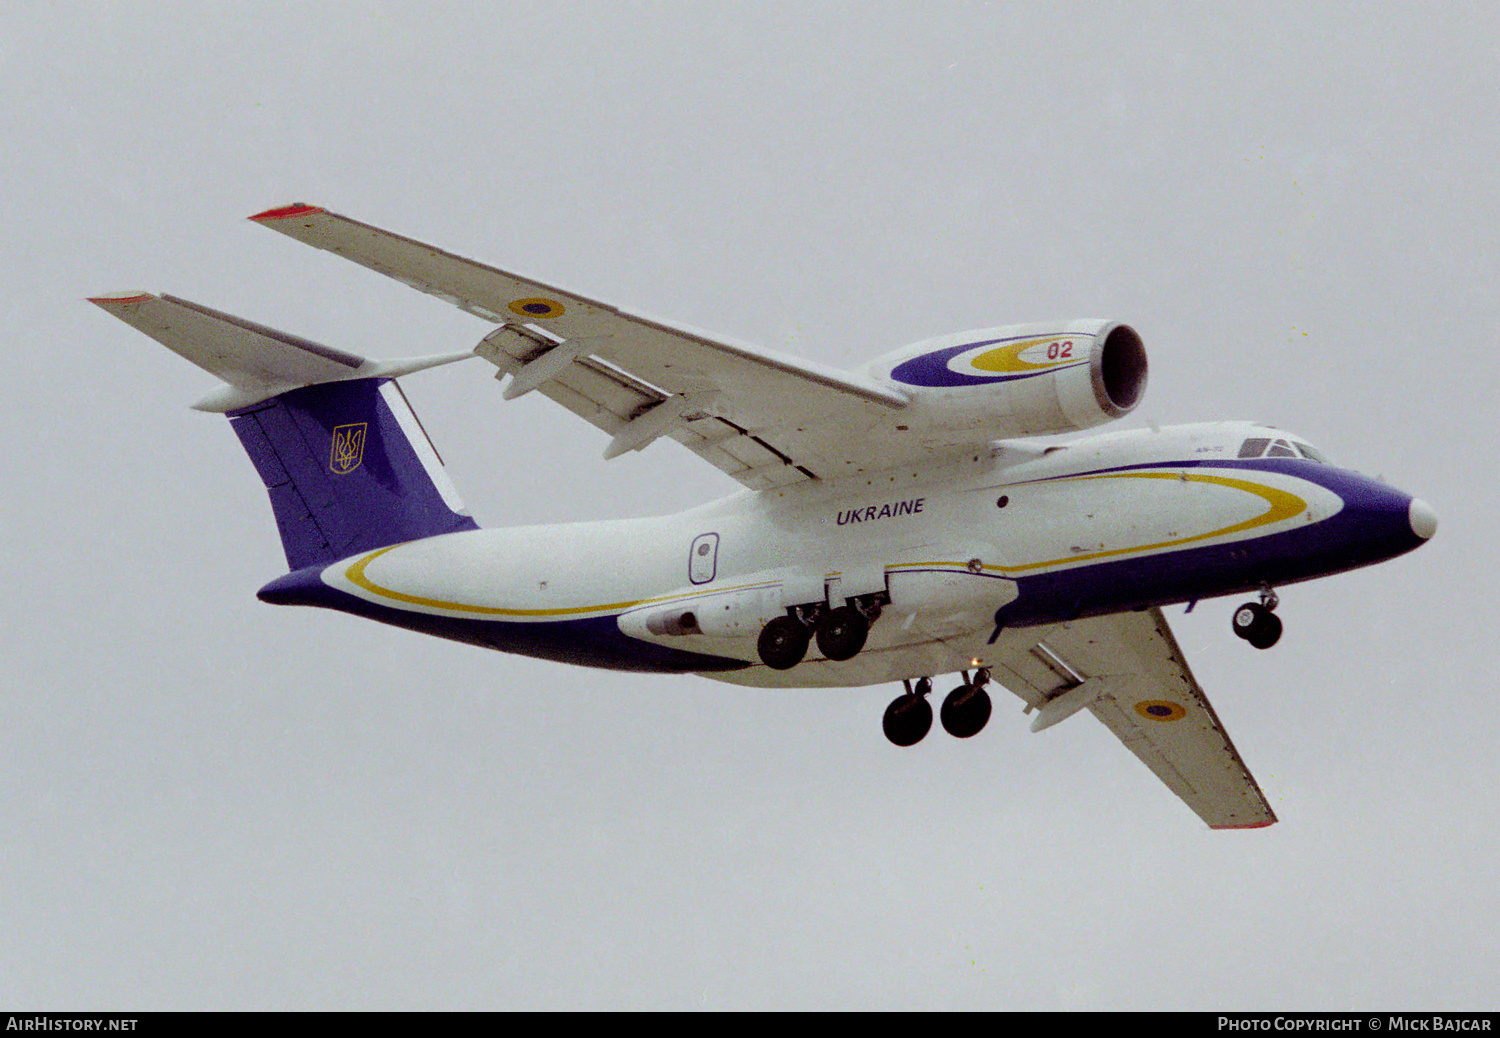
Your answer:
(90, 203), (1437, 830)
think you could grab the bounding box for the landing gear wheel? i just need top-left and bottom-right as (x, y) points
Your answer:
(1231, 603), (1263, 639)
(1231, 602), (1282, 650)
(940, 682), (993, 739)
(758, 615), (810, 670)
(816, 605), (869, 661)
(883, 693), (933, 747)
(1247, 612), (1282, 649)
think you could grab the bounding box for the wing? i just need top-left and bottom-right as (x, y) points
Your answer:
(249, 204), (912, 489)
(987, 608), (1276, 829)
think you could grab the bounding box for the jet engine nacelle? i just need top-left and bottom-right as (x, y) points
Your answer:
(867, 319), (1147, 439)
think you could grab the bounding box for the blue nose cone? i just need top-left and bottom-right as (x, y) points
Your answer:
(1336, 473), (1435, 567)
(1276, 464), (1434, 585)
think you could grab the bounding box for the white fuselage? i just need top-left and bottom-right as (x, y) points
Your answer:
(274, 421), (1429, 687)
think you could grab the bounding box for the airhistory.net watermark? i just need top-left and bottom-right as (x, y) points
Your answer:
(5, 1019), (137, 1032)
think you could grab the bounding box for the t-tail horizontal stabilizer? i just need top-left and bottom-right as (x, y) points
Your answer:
(89, 291), (480, 571)
(87, 291), (474, 412)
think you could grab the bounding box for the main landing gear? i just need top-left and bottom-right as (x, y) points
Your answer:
(756, 597), (883, 670)
(1232, 587), (1283, 650)
(757, 615), (810, 670)
(882, 670), (994, 747)
(883, 678), (933, 747)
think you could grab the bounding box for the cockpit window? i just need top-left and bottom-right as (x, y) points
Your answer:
(1293, 441), (1326, 464)
(1238, 435), (1327, 463)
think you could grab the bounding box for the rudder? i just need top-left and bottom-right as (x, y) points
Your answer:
(229, 377), (478, 570)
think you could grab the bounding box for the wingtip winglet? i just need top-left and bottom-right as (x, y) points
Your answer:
(249, 203), (325, 222)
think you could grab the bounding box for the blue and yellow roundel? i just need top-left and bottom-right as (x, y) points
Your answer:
(508, 297), (566, 319)
(1135, 700), (1187, 722)
(890, 334), (1088, 388)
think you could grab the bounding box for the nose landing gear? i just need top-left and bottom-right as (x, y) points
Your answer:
(883, 670), (993, 746)
(1232, 587), (1283, 649)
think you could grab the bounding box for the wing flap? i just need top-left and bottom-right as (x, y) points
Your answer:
(473, 324), (812, 487)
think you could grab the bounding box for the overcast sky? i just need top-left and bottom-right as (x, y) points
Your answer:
(3, 1), (1496, 1010)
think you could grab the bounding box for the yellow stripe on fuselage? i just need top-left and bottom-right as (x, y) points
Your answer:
(343, 546), (780, 619)
(888, 471), (1308, 576)
(344, 470), (1308, 618)
(1001, 471), (1308, 571)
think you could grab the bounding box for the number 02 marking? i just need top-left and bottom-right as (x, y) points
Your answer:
(1046, 340), (1074, 361)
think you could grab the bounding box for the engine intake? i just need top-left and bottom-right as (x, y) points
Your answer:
(1094, 323), (1148, 416)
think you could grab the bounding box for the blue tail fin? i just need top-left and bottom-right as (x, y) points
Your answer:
(229, 377), (478, 570)
(88, 291), (478, 571)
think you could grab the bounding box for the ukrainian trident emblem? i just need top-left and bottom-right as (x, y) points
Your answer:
(330, 423), (368, 474)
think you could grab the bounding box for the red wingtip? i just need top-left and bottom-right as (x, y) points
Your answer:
(1210, 818), (1278, 830)
(87, 292), (153, 306)
(249, 203), (325, 222)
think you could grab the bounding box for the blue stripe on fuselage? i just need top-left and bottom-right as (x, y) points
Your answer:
(992, 457), (1423, 629)
(258, 567), (750, 674)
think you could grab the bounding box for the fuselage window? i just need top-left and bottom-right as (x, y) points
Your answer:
(1238, 437), (1270, 458)
(1267, 440), (1298, 458)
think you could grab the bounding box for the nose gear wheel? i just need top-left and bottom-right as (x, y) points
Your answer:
(1232, 600), (1282, 649)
